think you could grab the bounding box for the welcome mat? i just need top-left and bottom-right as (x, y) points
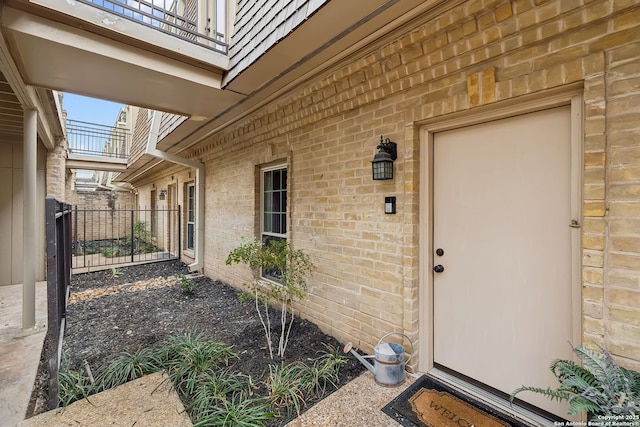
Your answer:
(382, 375), (533, 427)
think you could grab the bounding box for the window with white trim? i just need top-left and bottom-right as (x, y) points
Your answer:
(186, 183), (195, 251)
(261, 165), (287, 281)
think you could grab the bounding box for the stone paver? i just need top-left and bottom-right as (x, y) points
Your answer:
(19, 372), (192, 427)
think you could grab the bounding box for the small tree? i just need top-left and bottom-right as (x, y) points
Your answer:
(226, 238), (314, 359)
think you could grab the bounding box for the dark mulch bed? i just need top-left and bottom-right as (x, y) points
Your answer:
(27, 260), (364, 425)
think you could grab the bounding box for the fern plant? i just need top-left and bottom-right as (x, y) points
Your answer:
(510, 344), (640, 417)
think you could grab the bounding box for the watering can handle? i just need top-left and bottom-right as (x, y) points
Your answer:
(378, 332), (414, 364)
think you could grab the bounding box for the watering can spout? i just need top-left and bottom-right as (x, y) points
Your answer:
(343, 342), (376, 375)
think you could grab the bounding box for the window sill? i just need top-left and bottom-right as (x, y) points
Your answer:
(183, 250), (195, 259)
(258, 277), (283, 287)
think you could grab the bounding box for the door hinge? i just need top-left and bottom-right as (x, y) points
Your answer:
(569, 219), (581, 228)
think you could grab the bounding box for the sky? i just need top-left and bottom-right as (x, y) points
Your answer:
(63, 93), (124, 126)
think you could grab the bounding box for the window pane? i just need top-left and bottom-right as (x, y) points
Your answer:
(262, 213), (268, 232)
(187, 224), (194, 250)
(264, 171), (273, 191)
(187, 185), (195, 222)
(264, 192), (272, 213)
(282, 192), (287, 213)
(262, 166), (286, 238)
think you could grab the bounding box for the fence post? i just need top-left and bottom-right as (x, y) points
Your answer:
(63, 203), (71, 302)
(45, 196), (60, 410)
(83, 208), (87, 269)
(130, 209), (135, 263)
(73, 206), (77, 257)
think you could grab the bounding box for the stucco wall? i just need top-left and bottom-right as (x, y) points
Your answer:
(0, 141), (47, 285)
(139, 0), (640, 370)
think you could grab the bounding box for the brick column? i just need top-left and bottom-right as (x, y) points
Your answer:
(46, 137), (68, 201)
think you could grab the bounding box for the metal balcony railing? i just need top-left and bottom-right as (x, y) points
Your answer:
(67, 120), (130, 159)
(77, 0), (228, 55)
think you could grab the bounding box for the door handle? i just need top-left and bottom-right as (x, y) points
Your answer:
(433, 265), (445, 273)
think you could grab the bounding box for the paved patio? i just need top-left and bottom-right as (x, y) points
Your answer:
(0, 281), (48, 426)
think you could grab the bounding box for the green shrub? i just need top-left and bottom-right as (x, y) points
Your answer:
(133, 220), (152, 244)
(176, 274), (194, 295)
(264, 344), (348, 416)
(238, 291), (253, 303)
(191, 393), (277, 427)
(100, 247), (121, 258)
(56, 330), (345, 425)
(164, 330), (237, 372)
(184, 370), (254, 416)
(511, 344), (640, 416)
(95, 348), (164, 391)
(162, 330), (237, 396)
(265, 363), (305, 416)
(298, 343), (347, 396)
(58, 358), (95, 407)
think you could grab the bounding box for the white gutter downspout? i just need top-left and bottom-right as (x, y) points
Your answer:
(146, 111), (204, 272)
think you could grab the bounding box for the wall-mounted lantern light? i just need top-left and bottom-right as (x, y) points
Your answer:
(372, 135), (397, 180)
(159, 189), (167, 200)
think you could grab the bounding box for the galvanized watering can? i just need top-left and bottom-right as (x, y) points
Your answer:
(343, 332), (413, 387)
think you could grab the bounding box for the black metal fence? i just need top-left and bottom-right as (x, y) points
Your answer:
(45, 197), (73, 410)
(72, 207), (181, 272)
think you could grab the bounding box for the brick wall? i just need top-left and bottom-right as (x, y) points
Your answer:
(604, 38), (640, 367)
(67, 191), (136, 242)
(143, 0), (640, 369)
(45, 138), (67, 201)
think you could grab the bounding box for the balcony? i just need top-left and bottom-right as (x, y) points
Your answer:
(66, 120), (130, 172)
(75, 0), (229, 55)
(1, 0), (244, 120)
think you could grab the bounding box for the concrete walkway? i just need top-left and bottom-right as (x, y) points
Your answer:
(286, 371), (414, 426)
(0, 281), (48, 426)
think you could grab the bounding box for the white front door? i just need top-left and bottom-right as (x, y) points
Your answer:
(432, 106), (577, 418)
